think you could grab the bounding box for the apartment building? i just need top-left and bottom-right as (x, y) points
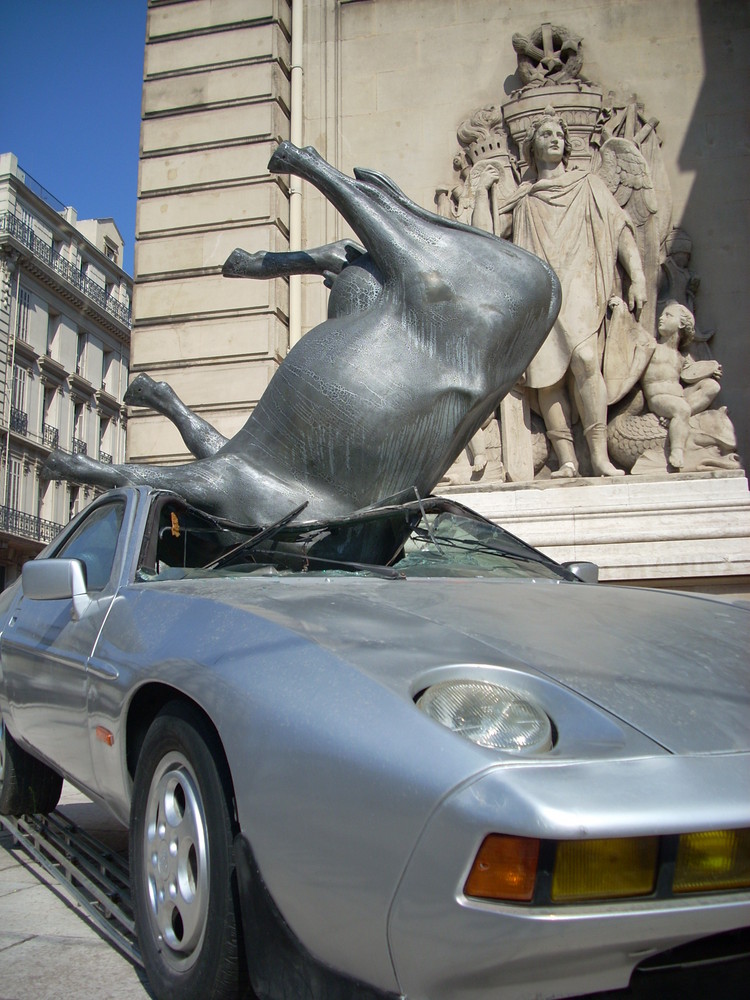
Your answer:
(0, 152), (131, 589)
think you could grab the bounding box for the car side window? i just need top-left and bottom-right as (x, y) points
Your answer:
(56, 501), (125, 592)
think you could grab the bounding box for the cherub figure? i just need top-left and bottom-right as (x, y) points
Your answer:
(640, 302), (721, 469)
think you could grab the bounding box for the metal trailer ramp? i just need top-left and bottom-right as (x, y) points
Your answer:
(0, 809), (141, 967)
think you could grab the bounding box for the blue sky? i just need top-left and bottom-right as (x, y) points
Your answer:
(3, 2), (147, 275)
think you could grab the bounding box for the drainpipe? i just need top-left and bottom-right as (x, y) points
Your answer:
(288, 0), (304, 348)
(2, 261), (20, 509)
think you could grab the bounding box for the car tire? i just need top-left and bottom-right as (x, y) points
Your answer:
(129, 701), (248, 1000)
(0, 713), (63, 816)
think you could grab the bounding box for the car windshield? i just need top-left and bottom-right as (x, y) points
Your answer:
(136, 495), (576, 583)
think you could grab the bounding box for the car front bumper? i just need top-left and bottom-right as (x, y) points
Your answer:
(388, 752), (750, 1000)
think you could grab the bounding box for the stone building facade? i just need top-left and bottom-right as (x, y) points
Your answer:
(131, 0), (749, 591)
(0, 153), (131, 588)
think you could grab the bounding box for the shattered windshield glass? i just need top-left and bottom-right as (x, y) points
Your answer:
(136, 496), (575, 583)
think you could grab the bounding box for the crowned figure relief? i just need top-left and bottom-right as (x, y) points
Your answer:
(439, 23), (739, 483)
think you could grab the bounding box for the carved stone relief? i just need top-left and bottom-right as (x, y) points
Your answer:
(0, 250), (17, 312)
(439, 22), (740, 482)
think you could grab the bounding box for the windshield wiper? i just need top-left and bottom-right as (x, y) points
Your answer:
(202, 501), (309, 570)
(239, 546), (406, 579)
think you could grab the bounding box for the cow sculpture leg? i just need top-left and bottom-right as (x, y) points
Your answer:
(223, 239), (365, 287)
(124, 374), (227, 459)
(224, 238), (382, 313)
(42, 446), (260, 519)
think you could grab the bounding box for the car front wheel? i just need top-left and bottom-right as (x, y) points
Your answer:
(129, 702), (248, 1000)
(0, 712), (63, 816)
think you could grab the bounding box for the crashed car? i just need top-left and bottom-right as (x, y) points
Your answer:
(0, 485), (748, 1000)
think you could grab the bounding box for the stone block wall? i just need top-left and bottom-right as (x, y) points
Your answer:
(130, 0), (292, 463)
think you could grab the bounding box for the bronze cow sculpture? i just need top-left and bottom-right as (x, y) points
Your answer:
(43, 143), (560, 525)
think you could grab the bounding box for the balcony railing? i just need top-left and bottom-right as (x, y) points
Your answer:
(19, 168), (66, 214)
(10, 407), (28, 435)
(72, 437), (88, 455)
(0, 504), (65, 545)
(0, 213), (131, 328)
(43, 423), (60, 449)
(99, 450), (113, 464)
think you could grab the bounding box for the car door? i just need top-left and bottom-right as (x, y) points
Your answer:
(0, 498), (126, 791)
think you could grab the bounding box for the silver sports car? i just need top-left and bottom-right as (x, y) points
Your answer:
(0, 486), (748, 1000)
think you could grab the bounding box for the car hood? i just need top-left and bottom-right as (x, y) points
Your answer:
(149, 575), (749, 755)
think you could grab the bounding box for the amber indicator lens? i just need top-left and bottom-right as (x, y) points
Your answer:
(673, 828), (750, 893)
(464, 834), (540, 901)
(551, 837), (659, 901)
(95, 725), (115, 747)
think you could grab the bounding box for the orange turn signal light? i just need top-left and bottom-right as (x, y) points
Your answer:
(464, 834), (540, 901)
(95, 725), (115, 747)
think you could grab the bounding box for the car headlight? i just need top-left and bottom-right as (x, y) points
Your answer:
(416, 680), (553, 753)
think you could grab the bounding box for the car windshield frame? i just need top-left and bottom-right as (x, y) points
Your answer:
(135, 494), (578, 584)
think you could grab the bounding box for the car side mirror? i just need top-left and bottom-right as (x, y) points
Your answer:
(22, 559), (92, 621)
(562, 561), (599, 584)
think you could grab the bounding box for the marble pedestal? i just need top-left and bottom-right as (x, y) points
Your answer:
(438, 471), (750, 598)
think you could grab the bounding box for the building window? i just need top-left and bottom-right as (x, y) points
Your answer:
(99, 416), (113, 463)
(10, 366), (28, 435)
(6, 457), (22, 511)
(68, 484), (80, 522)
(18, 204), (34, 233)
(12, 365), (27, 412)
(17, 286), (31, 342)
(102, 349), (112, 392)
(46, 310), (60, 357)
(42, 386), (59, 449)
(73, 403), (87, 455)
(38, 479), (54, 525)
(77, 334), (88, 376)
(104, 240), (118, 265)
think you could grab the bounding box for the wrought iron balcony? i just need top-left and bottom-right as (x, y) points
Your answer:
(10, 407), (28, 435)
(43, 423), (60, 449)
(99, 450), (113, 464)
(0, 504), (65, 545)
(0, 212), (131, 328)
(72, 437), (88, 455)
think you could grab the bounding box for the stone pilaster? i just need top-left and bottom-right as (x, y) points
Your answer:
(130, 0), (293, 462)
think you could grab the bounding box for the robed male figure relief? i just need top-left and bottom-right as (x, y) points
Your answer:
(472, 114), (648, 477)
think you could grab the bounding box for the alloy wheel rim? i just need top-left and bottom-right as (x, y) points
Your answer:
(142, 751), (210, 971)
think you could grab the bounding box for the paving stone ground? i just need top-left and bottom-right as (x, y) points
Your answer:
(0, 784), (152, 1000)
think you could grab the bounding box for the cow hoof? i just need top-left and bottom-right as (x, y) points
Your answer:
(124, 373), (158, 406)
(40, 451), (69, 481)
